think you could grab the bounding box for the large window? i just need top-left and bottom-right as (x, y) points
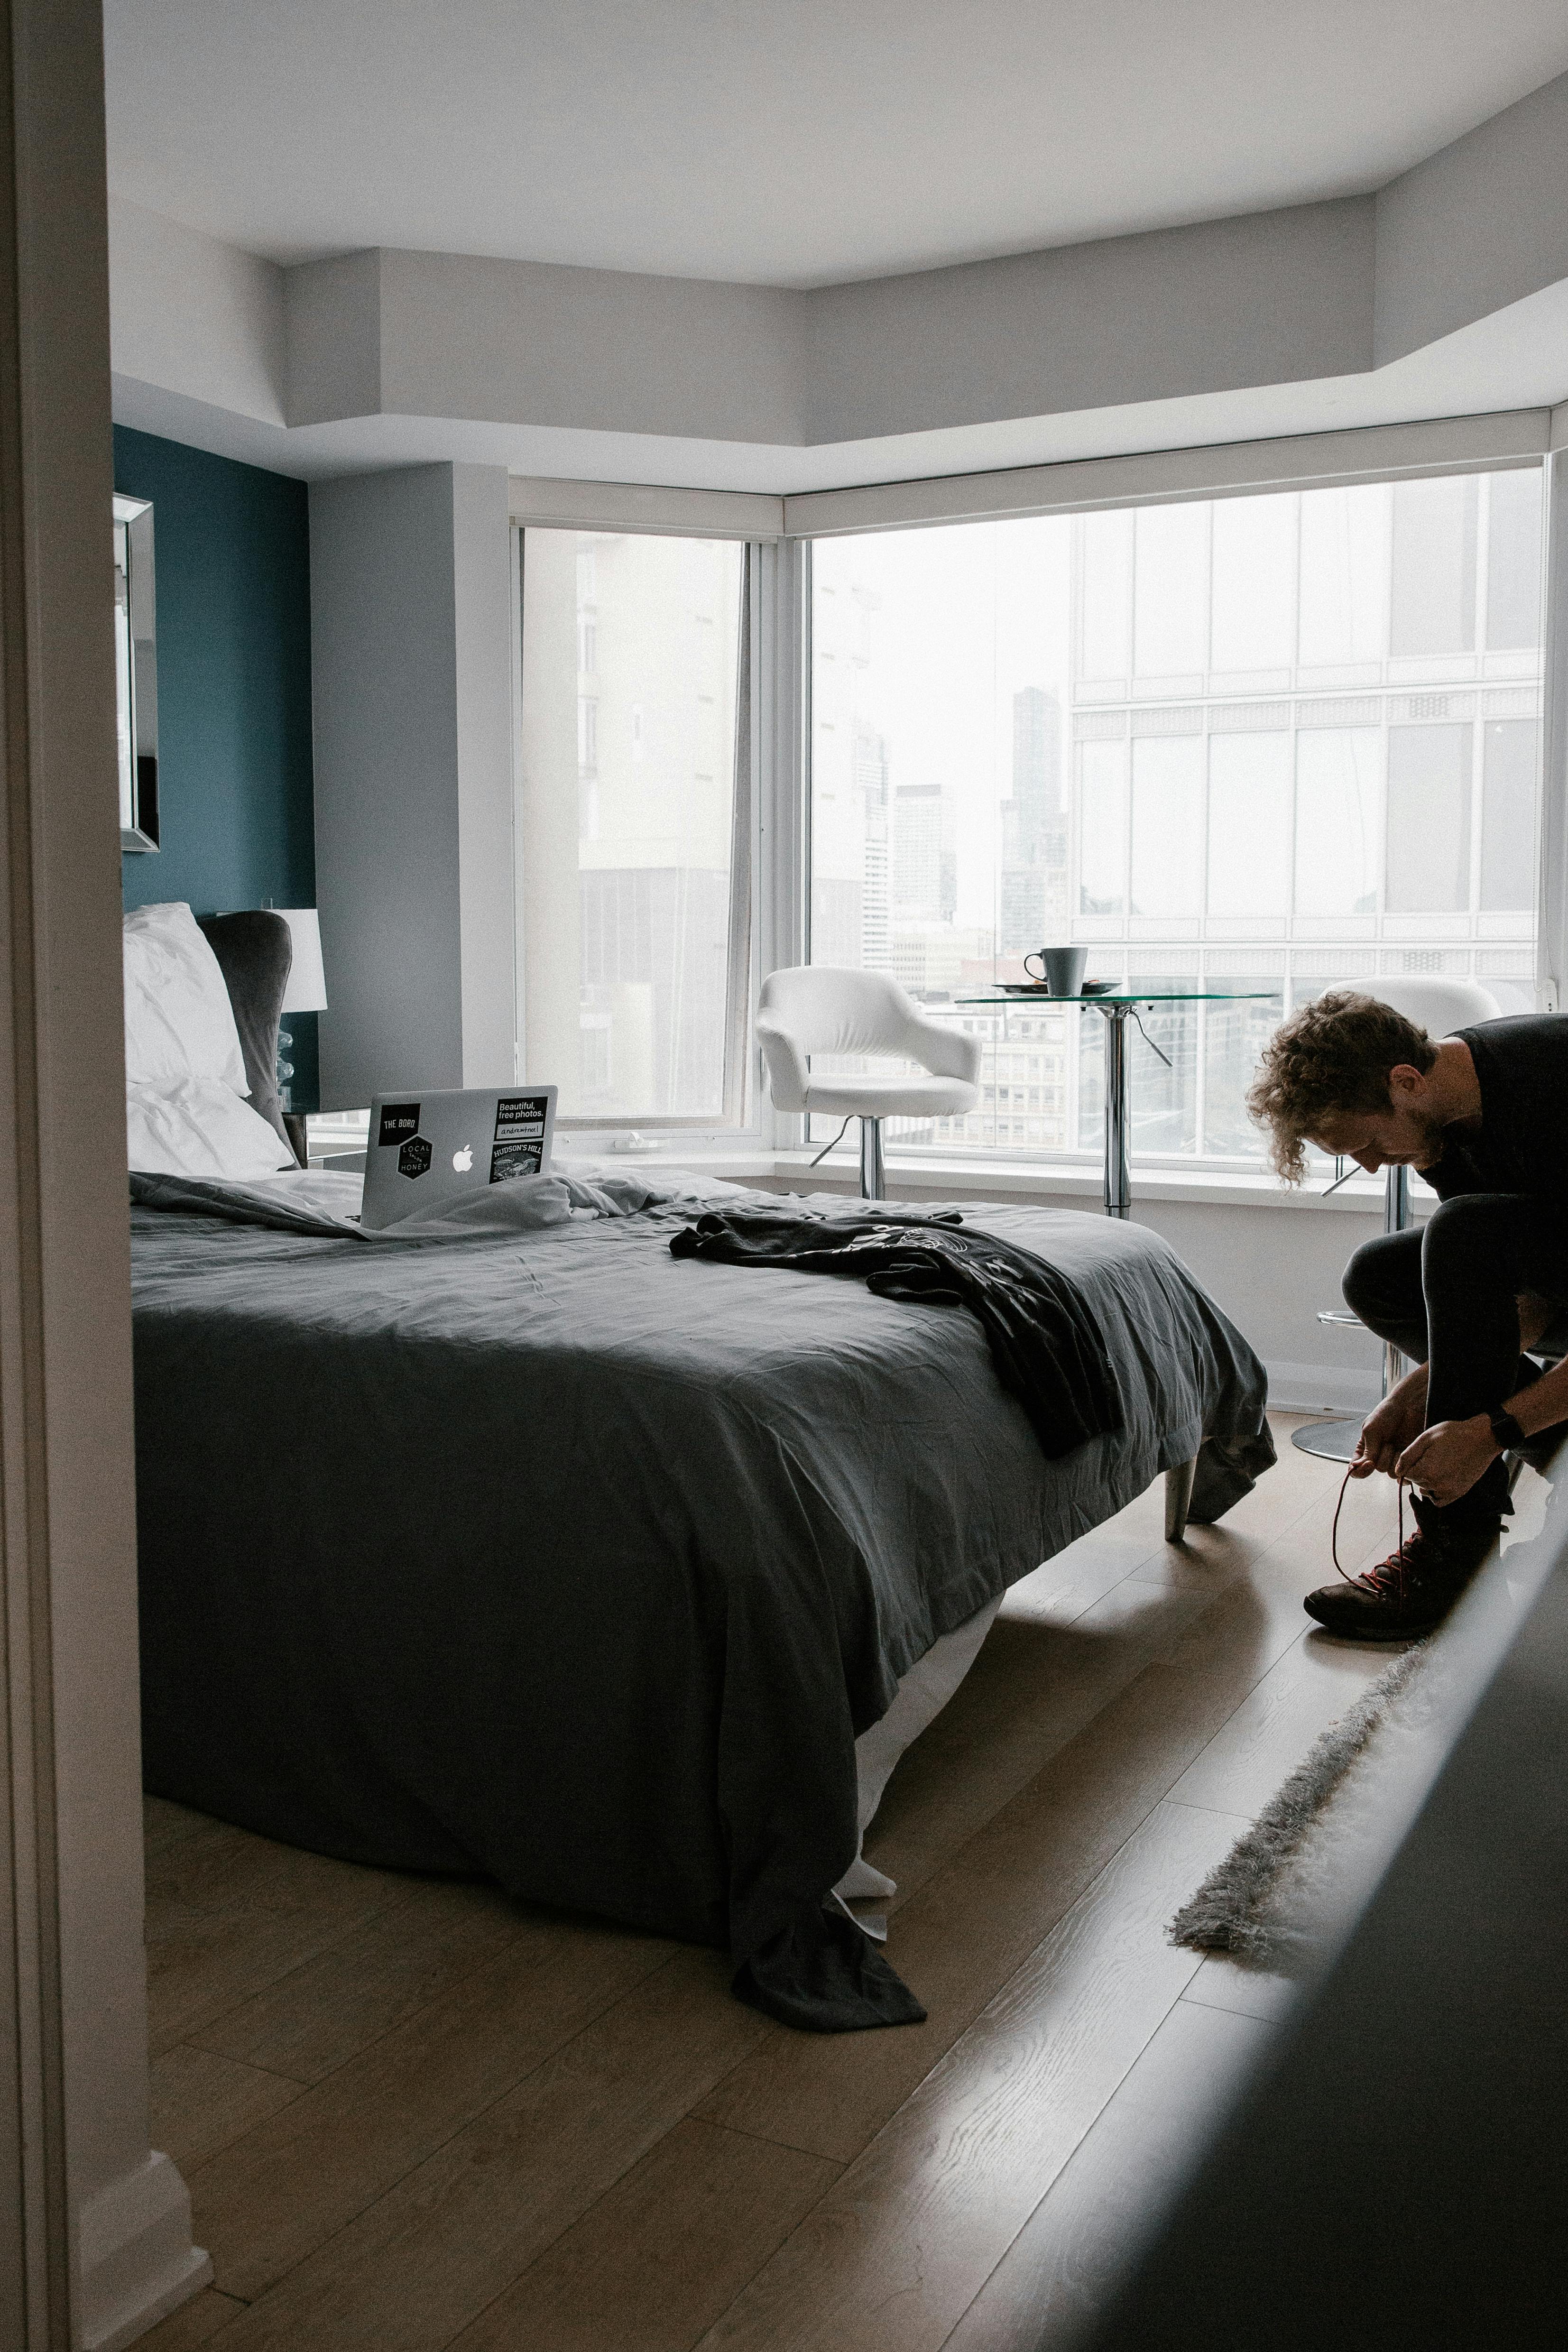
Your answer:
(517, 530), (748, 1123)
(809, 469), (1545, 1166)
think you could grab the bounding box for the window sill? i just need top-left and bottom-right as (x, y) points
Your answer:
(311, 1131), (1427, 1218)
(609, 1144), (1431, 1217)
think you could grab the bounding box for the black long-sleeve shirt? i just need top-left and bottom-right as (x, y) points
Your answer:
(1429, 1017), (1568, 1201)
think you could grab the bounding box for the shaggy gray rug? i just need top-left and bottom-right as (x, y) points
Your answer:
(1168, 1641), (1440, 1976)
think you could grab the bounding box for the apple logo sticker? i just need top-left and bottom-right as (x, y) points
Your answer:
(452, 1145), (474, 1172)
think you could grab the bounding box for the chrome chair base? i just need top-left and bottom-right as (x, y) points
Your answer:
(859, 1115), (885, 1200)
(1291, 1417), (1364, 1463)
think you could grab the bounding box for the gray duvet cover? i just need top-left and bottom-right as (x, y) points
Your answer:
(131, 1169), (1271, 2009)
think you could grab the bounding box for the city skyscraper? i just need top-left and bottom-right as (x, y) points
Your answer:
(999, 686), (1066, 955)
(1014, 686), (1062, 829)
(854, 720), (890, 968)
(894, 783), (944, 917)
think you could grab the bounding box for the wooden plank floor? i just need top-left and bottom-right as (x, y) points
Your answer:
(139, 1418), (1436, 2352)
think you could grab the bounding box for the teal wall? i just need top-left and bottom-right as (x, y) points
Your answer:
(115, 425), (318, 1107)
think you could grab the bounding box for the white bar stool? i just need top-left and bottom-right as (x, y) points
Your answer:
(1291, 977), (1501, 1463)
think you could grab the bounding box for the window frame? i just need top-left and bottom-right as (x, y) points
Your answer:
(507, 427), (1564, 1178)
(786, 454), (1556, 1180)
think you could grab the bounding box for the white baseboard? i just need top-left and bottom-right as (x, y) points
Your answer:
(78, 2150), (212, 2352)
(1265, 1359), (1381, 1415)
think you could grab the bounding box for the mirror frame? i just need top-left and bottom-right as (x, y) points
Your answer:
(114, 491), (158, 852)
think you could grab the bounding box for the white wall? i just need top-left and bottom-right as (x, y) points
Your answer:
(108, 194), (285, 425)
(311, 462), (516, 1108)
(802, 198), (1374, 443)
(375, 248), (805, 443)
(452, 465), (518, 1088)
(283, 249), (380, 428)
(1375, 68), (1568, 363)
(1134, 1194), (1387, 1413)
(293, 200), (1374, 448)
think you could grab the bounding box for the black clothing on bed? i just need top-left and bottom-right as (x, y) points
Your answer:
(1424, 1017), (1568, 1201)
(670, 1206), (1122, 1459)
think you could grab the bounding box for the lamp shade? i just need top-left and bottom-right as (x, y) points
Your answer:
(275, 908), (328, 1013)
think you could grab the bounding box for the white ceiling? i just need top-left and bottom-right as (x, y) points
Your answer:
(103, 0), (1568, 288)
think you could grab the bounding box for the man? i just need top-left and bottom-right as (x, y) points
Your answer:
(1246, 991), (1568, 1638)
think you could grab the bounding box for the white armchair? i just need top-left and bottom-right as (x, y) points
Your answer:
(756, 966), (981, 1198)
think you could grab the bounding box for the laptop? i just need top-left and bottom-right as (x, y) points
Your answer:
(360, 1086), (559, 1230)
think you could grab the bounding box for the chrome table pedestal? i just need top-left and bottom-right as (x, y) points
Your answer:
(955, 990), (1274, 1221)
(1090, 995), (1279, 1218)
(1100, 1002), (1133, 1218)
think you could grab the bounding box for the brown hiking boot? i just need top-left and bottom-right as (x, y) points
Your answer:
(1303, 1520), (1498, 1641)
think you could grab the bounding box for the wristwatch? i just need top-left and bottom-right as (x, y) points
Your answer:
(1489, 1407), (1527, 1452)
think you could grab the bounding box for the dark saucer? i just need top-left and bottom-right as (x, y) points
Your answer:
(997, 979), (1116, 998)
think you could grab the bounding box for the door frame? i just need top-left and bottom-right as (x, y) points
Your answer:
(2, 5), (206, 2344)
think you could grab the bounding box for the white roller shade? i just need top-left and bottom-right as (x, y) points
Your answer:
(783, 409), (1552, 539)
(508, 476), (783, 541)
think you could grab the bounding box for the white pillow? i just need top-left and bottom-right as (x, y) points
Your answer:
(123, 903), (249, 1096)
(127, 1079), (294, 1181)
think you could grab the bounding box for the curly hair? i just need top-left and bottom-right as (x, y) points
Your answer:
(1245, 991), (1438, 1184)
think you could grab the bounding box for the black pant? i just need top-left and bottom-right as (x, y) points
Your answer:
(1343, 1192), (1568, 1530)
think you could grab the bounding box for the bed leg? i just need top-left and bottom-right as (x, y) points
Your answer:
(1165, 1457), (1197, 1545)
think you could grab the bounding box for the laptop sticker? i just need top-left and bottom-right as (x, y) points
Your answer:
(397, 1136), (432, 1179)
(494, 1094), (549, 1141)
(378, 1102), (421, 1147)
(489, 1141), (541, 1184)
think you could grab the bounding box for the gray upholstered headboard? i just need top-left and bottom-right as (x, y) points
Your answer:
(196, 910), (295, 1151)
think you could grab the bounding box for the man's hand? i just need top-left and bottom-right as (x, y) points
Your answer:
(1348, 1365), (1429, 1480)
(1394, 1415), (1500, 1507)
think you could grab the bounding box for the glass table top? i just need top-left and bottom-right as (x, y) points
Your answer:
(954, 990), (1276, 1005)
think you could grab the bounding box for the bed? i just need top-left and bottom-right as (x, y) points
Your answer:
(127, 908), (1275, 2029)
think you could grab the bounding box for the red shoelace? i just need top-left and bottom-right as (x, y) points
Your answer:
(1331, 1462), (1412, 1598)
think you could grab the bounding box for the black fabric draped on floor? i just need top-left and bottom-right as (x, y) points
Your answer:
(670, 1202), (1126, 2031)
